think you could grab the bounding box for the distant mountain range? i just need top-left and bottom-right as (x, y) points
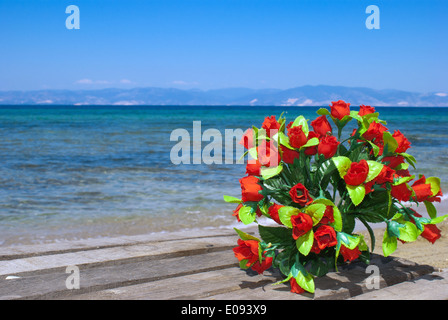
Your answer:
(0, 85), (447, 106)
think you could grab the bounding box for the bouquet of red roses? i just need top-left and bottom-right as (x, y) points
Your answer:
(224, 100), (446, 294)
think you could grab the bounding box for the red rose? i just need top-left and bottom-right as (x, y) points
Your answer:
(411, 175), (435, 202)
(375, 166), (395, 185)
(239, 128), (254, 149)
(340, 245), (361, 262)
(289, 183), (313, 206)
(257, 140), (280, 167)
(290, 278), (305, 294)
(280, 145), (300, 164)
(359, 105), (376, 116)
(311, 115), (332, 137)
(240, 175), (264, 202)
(392, 130), (411, 153)
(317, 135), (340, 159)
(391, 182), (412, 202)
(246, 160), (261, 176)
(311, 225), (337, 254)
(262, 115), (281, 137)
(330, 100), (350, 120)
(288, 125), (308, 149)
(304, 131), (319, 156)
(267, 203), (284, 225)
(382, 156), (405, 169)
(291, 212), (313, 240)
(344, 159), (369, 186)
(362, 121), (388, 142)
(233, 239), (272, 274)
(233, 239), (259, 267)
(410, 212), (442, 244)
(251, 256), (273, 274)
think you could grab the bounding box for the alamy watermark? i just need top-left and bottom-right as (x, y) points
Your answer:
(65, 265), (80, 290)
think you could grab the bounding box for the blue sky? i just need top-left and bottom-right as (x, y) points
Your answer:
(0, 0), (447, 92)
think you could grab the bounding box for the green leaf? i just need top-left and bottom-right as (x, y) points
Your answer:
(398, 221), (418, 242)
(278, 206), (300, 228)
(367, 140), (380, 157)
(347, 184), (366, 206)
(382, 231), (397, 257)
(260, 164), (283, 180)
(234, 227), (260, 241)
(301, 137), (319, 149)
(400, 152), (417, 169)
(223, 195), (241, 204)
(304, 203), (327, 225)
(258, 225), (293, 246)
(296, 229), (314, 256)
(337, 232), (361, 250)
(429, 214), (448, 225)
(239, 259), (250, 269)
(365, 161), (384, 183)
(291, 115), (309, 136)
(387, 220), (403, 238)
(313, 199), (342, 232)
(424, 201), (437, 219)
(238, 205), (257, 225)
(248, 147), (258, 160)
(382, 131), (398, 154)
(316, 108), (331, 116)
(425, 177), (441, 197)
(332, 156), (352, 178)
(294, 269), (315, 293)
(278, 131), (294, 150)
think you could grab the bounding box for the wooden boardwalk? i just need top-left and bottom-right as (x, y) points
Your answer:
(0, 227), (447, 300)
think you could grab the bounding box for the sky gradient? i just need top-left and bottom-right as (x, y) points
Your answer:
(0, 0), (447, 92)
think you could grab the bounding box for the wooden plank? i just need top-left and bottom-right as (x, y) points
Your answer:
(350, 270), (448, 300)
(0, 251), (238, 300)
(0, 235), (236, 276)
(0, 228), (239, 260)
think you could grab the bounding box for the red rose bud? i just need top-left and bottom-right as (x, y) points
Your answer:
(311, 115), (332, 137)
(344, 159), (369, 186)
(289, 183), (313, 206)
(291, 212), (313, 240)
(410, 211), (442, 244)
(303, 131), (319, 156)
(246, 160), (261, 176)
(290, 278), (305, 294)
(340, 245), (361, 262)
(362, 121), (388, 142)
(375, 166), (395, 185)
(391, 182), (412, 202)
(257, 140), (280, 167)
(317, 135), (340, 159)
(232, 203), (243, 222)
(359, 105), (376, 116)
(267, 203), (284, 225)
(239, 175), (264, 202)
(392, 130), (411, 153)
(411, 175), (435, 202)
(251, 256), (273, 274)
(330, 100), (350, 120)
(311, 225), (337, 254)
(233, 239), (260, 267)
(262, 115), (281, 137)
(239, 128), (254, 149)
(280, 145), (300, 164)
(288, 125), (308, 149)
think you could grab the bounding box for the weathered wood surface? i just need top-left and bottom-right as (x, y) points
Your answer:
(0, 227), (446, 300)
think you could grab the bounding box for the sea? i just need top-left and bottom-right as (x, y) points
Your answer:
(1, 105), (447, 245)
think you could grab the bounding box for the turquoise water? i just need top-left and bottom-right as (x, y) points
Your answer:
(0, 106), (447, 245)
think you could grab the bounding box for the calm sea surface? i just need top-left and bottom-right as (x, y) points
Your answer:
(1, 106), (447, 245)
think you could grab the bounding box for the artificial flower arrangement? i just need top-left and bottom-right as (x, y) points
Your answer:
(224, 100), (446, 294)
